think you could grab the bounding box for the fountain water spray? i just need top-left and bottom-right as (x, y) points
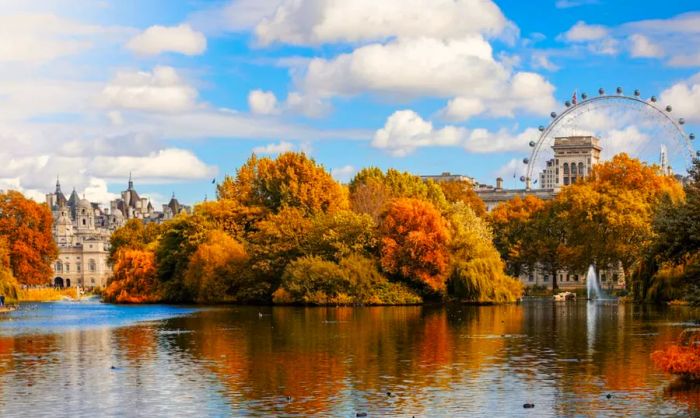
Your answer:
(586, 265), (603, 300)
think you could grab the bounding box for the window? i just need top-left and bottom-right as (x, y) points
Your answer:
(91, 278), (95, 284)
(578, 162), (584, 176)
(65, 263), (70, 273)
(528, 274), (534, 282)
(89, 259), (96, 272)
(82, 219), (86, 226)
(563, 163), (569, 174)
(543, 276), (548, 282)
(574, 275), (579, 282)
(564, 177), (570, 186)
(571, 164), (577, 175)
(56, 261), (63, 272)
(77, 265), (81, 272)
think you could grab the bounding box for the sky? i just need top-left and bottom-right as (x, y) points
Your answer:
(1, 0), (700, 208)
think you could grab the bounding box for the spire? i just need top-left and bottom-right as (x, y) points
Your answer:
(55, 175), (61, 193)
(128, 172), (134, 190)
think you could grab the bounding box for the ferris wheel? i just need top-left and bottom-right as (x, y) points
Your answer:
(522, 87), (699, 189)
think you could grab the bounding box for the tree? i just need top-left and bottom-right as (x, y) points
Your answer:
(349, 181), (391, 224)
(109, 219), (162, 263)
(350, 168), (448, 211)
(379, 198), (450, 293)
(0, 191), (57, 285)
(195, 199), (265, 240)
(489, 195), (546, 277)
(446, 203), (523, 302)
(524, 200), (569, 290)
(556, 154), (683, 290)
(0, 238), (19, 302)
(219, 152), (348, 216)
(306, 210), (378, 261)
(439, 180), (487, 217)
(184, 230), (248, 303)
(155, 214), (210, 301)
(104, 249), (161, 303)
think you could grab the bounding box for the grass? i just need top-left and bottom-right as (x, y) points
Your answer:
(18, 287), (78, 302)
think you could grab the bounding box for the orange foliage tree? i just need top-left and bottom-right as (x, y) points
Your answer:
(104, 249), (161, 303)
(218, 152), (348, 216)
(379, 198), (450, 293)
(439, 180), (487, 217)
(0, 191), (57, 285)
(489, 195), (546, 277)
(184, 230), (249, 303)
(109, 218), (162, 263)
(652, 330), (700, 381)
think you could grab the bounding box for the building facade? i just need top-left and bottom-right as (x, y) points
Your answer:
(539, 136), (602, 189)
(47, 177), (192, 288)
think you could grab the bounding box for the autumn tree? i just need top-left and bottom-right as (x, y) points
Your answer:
(439, 180), (486, 217)
(0, 238), (19, 302)
(109, 218), (162, 263)
(219, 152), (348, 216)
(195, 199), (265, 240)
(379, 198), (450, 293)
(0, 191), (57, 285)
(446, 203), (522, 302)
(184, 230), (249, 303)
(557, 154), (683, 290)
(104, 249), (161, 303)
(489, 195), (546, 277)
(524, 200), (569, 289)
(155, 214), (210, 301)
(306, 210), (378, 261)
(350, 168), (448, 211)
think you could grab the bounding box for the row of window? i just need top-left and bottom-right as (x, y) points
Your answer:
(527, 273), (620, 282)
(562, 162), (586, 175)
(55, 260), (98, 273)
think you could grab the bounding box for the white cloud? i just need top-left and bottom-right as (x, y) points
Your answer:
(331, 165), (355, 183)
(562, 21), (609, 42)
(89, 149), (217, 182)
(248, 89), (279, 115)
(442, 98), (485, 121)
(659, 72), (700, 122)
(126, 24), (206, 56)
(189, 0), (283, 34)
(83, 177), (119, 205)
(0, 13), (127, 63)
(252, 141), (295, 154)
(464, 127), (538, 154)
(373, 110), (465, 156)
(628, 34), (663, 58)
(531, 52), (559, 71)
(253, 0), (511, 46)
(102, 66), (199, 112)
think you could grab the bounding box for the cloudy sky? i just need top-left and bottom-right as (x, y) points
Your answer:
(1, 0), (699, 207)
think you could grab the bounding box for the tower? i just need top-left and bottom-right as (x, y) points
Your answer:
(660, 144), (669, 175)
(553, 136), (601, 188)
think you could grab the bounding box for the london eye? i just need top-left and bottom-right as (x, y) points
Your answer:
(522, 87), (698, 189)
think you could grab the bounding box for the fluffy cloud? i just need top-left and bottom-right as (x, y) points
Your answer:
(252, 141), (295, 154)
(253, 0), (511, 46)
(89, 149), (217, 182)
(0, 13), (127, 63)
(373, 110), (533, 156)
(126, 24), (206, 56)
(102, 66), (199, 112)
(331, 165), (356, 183)
(562, 21), (609, 42)
(248, 89), (279, 115)
(659, 72), (700, 122)
(628, 34), (663, 58)
(373, 110), (465, 156)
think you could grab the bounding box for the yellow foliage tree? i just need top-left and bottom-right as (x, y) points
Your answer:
(105, 249), (161, 304)
(184, 230), (248, 303)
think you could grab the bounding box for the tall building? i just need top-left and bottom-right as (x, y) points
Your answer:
(46, 176), (192, 288)
(46, 179), (115, 288)
(539, 136), (602, 189)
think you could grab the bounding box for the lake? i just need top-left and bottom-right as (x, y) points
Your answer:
(0, 300), (698, 417)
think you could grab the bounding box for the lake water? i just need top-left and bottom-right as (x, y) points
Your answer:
(0, 300), (698, 417)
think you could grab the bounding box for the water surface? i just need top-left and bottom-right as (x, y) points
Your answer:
(0, 300), (698, 417)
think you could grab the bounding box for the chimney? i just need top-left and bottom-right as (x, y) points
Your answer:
(496, 177), (503, 190)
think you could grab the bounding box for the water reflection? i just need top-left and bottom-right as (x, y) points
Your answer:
(0, 301), (696, 417)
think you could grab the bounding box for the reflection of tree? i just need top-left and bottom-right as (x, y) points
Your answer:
(113, 325), (157, 365)
(664, 379), (700, 412)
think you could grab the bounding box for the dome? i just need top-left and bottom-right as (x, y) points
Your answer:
(77, 198), (92, 213)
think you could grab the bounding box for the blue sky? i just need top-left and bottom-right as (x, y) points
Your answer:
(1, 0), (699, 207)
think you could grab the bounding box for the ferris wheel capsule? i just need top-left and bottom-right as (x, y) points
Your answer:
(529, 140), (536, 147)
(599, 88), (605, 95)
(565, 100), (571, 107)
(634, 89), (641, 97)
(690, 133), (696, 140)
(550, 112), (557, 118)
(519, 176), (526, 182)
(650, 96), (657, 102)
(697, 151), (700, 157)
(581, 92), (588, 100)
(679, 118), (685, 125)
(523, 158), (530, 164)
(666, 105), (673, 112)
(538, 125), (545, 132)
(616, 87), (623, 94)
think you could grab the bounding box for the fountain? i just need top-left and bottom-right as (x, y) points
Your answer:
(586, 265), (602, 300)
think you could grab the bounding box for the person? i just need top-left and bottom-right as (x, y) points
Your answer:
(0, 295), (5, 307)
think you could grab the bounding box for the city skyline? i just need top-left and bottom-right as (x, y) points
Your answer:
(1, 0), (700, 207)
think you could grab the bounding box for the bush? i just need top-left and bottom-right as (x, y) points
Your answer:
(104, 249), (161, 304)
(652, 330), (700, 381)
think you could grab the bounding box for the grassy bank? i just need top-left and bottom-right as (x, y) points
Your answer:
(18, 287), (78, 302)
